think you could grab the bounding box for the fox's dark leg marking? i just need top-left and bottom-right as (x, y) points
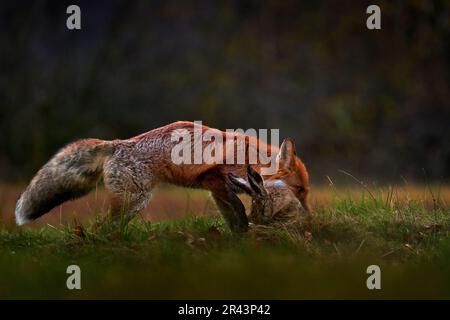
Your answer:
(212, 191), (248, 233)
(200, 168), (248, 233)
(211, 194), (237, 230)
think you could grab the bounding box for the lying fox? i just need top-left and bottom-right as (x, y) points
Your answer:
(15, 121), (310, 232)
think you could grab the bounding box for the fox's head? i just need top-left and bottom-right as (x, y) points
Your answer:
(268, 138), (310, 212)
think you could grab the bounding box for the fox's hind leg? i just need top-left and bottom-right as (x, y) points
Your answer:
(108, 191), (152, 223)
(102, 157), (153, 225)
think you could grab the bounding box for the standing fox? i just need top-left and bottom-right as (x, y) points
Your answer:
(15, 121), (310, 232)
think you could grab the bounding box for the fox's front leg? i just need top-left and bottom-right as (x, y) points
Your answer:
(211, 190), (248, 233)
(201, 168), (248, 233)
(228, 166), (273, 225)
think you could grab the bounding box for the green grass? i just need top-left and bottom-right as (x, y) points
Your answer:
(1, 190), (450, 299)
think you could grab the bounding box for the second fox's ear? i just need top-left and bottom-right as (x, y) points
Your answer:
(277, 138), (297, 171)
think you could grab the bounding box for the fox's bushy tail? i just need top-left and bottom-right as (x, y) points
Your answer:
(15, 139), (115, 225)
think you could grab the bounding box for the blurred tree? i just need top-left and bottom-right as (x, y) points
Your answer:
(0, 0), (449, 183)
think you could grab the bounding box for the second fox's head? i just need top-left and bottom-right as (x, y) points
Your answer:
(268, 138), (310, 212)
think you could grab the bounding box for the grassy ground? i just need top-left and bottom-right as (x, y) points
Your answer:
(0, 185), (450, 299)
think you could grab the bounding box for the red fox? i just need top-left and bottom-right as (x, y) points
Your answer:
(15, 121), (310, 232)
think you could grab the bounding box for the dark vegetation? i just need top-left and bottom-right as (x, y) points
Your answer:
(0, 1), (449, 183)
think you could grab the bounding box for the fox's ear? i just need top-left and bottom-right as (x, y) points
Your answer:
(277, 138), (297, 171)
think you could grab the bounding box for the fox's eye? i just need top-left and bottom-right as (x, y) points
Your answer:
(298, 186), (305, 193)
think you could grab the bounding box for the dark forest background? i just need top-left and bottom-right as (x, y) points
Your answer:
(0, 0), (449, 184)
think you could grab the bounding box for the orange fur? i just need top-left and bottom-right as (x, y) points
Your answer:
(16, 121), (310, 232)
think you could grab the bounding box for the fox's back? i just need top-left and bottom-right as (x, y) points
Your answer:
(120, 121), (276, 187)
